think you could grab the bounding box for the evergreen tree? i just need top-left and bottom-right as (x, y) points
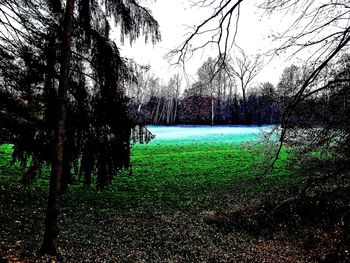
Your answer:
(0, 0), (160, 254)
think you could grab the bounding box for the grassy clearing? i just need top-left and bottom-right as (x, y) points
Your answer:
(0, 127), (303, 262)
(0, 137), (292, 214)
(117, 140), (291, 211)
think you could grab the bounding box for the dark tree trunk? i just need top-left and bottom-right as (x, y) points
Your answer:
(242, 81), (247, 123)
(60, 146), (72, 194)
(40, 0), (75, 255)
(20, 157), (40, 185)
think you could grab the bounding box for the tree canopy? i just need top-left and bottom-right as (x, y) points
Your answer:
(0, 0), (160, 188)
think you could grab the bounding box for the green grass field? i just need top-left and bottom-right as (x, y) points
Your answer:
(0, 126), (292, 213)
(0, 126), (303, 262)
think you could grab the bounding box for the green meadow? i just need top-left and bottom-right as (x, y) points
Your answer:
(0, 126), (292, 213)
(0, 126), (303, 261)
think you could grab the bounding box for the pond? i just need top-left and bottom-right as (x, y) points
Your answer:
(147, 125), (275, 144)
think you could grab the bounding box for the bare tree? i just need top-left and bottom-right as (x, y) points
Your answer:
(155, 75), (182, 125)
(197, 57), (216, 124)
(258, 0), (350, 176)
(168, 0), (243, 69)
(228, 49), (263, 113)
(128, 65), (155, 115)
(170, 74), (182, 124)
(196, 56), (234, 124)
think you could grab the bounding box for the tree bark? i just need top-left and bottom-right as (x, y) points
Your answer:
(211, 97), (214, 126)
(40, 0), (75, 255)
(241, 79), (247, 123)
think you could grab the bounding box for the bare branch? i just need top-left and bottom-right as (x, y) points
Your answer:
(167, 0), (243, 66)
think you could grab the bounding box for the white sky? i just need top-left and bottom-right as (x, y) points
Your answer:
(114, 0), (298, 88)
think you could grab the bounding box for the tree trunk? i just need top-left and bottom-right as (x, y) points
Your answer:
(241, 78), (246, 109)
(40, 0), (75, 255)
(211, 97), (214, 126)
(154, 98), (161, 124)
(241, 79), (247, 123)
(173, 80), (180, 124)
(60, 146), (72, 194)
(173, 98), (178, 123)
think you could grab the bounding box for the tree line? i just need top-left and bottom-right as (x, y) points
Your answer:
(128, 54), (345, 126)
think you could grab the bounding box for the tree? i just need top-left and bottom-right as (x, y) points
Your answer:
(41, 0), (75, 254)
(258, 0), (350, 175)
(229, 50), (263, 107)
(197, 57), (217, 124)
(259, 82), (279, 124)
(171, 74), (182, 124)
(127, 65), (154, 118)
(180, 82), (212, 124)
(168, 0), (243, 68)
(45, 0), (159, 253)
(228, 49), (263, 122)
(0, 0), (160, 254)
(164, 74), (182, 124)
(275, 65), (304, 120)
(277, 65), (302, 98)
(282, 54), (350, 194)
(197, 56), (233, 124)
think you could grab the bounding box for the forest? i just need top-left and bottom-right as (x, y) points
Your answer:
(0, 0), (350, 262)
(129, 59), (334, 126)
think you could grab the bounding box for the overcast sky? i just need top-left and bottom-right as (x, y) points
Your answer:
(114, 0), (297, 88)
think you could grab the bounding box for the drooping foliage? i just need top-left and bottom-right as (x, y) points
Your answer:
(0, 0), (160, 188)
(286, 55), (350, 187)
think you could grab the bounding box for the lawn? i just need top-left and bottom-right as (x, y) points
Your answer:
(119, 125), (291, 212)
(0, 126), (304, 262)
(1, 125), (291, 213)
